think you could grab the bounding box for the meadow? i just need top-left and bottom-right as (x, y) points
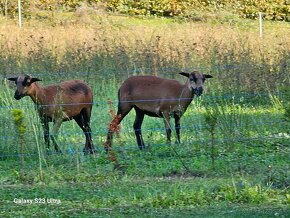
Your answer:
(0, 13), (289, 217)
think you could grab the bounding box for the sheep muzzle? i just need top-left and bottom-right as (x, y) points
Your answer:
(192, 87), (203, 96)
(14, 92), (24, 100)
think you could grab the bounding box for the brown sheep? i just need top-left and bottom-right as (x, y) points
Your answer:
(8, 75), (94, 154)
(105, 71), (213, 151)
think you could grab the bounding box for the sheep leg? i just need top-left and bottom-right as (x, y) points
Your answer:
(74, 113), (94, 155)
(174, 114), (181, 144)
(163, 112), (172, 144)
(83, 107), (95, 154)
(41, 120), (50, 150)
(105, 104), (132, 152)
(83, 124), (94, 155)
(133, 108), (145, 150)
(50, 119), (62, 153)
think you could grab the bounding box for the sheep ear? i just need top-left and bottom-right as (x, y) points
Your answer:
(7, 77), (18, 82)
(179, 72), (190, 78)
(204, 74), (213, 79)
(30, 78), (42, 83)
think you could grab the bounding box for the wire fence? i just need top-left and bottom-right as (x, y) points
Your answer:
(1, 62), (288, 79)
(1, 134), (289, 159)
(0, 91), (285, 109)
(0, 119), (287, 139)
(0, 68), (289, 161)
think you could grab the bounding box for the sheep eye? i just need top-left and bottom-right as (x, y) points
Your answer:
(22, 78), (31, 86)
(22, 81), (31, 87)
(190, 76), (197, 83)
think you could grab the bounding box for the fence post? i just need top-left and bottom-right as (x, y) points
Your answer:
(18, 0), (22, 28)
(259, 12), (263, 38)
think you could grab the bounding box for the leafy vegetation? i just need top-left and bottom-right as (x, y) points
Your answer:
(1, 0), (290, 21)
(11, 109), (26, 180)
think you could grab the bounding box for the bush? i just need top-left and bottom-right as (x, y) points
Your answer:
(1, 0), (290, 21)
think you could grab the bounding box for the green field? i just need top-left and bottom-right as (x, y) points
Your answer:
(0, 13), (289, 217)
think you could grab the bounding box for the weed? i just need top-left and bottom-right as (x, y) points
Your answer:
(11, 109), (26, 180)
(204, 104), (220, 170)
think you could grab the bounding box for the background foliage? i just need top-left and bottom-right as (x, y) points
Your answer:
(1, 0), (290, 21)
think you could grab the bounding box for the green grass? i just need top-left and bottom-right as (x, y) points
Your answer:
(1, 182), (289, 218)
(0, 151), (289, 212)
(0, 158), (289, 217)
(0, 76), (289, 217)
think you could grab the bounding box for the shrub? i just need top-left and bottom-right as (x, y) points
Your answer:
(1, 0), (290, 21)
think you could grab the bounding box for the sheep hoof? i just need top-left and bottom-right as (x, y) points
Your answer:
(113, 163), (126, 172)
(83, 148), (95, 155)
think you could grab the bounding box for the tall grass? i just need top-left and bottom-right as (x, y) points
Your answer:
(0, 16), (289, 93)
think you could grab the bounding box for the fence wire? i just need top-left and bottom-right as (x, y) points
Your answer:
(0, 71), (289, 160)
(0, 119), (287, 139)
(0, 91), (285, 109)
(1, 62), (288, 80)
(0, 133), (288, 159)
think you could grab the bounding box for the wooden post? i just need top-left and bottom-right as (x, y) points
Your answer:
(18, 0), (22, 28)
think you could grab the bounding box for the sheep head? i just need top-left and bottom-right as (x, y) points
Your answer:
(7, 75), (42, 100)
(179, 71), (213, 96)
